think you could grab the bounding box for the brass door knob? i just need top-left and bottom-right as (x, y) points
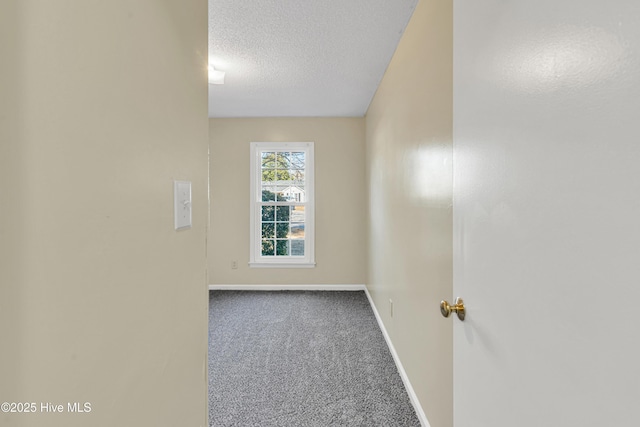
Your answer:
(440, 297), (465, 321)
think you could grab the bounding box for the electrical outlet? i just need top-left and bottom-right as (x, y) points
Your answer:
(389, 299), (394, 318)
(231, 260), (238, 269)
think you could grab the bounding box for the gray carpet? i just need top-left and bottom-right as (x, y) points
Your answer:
(208, 290), (421, 427)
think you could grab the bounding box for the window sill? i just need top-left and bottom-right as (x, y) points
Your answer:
(249, 262), (316, 269)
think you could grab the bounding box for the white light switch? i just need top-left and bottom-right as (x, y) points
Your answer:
(174, 180), (192, 230)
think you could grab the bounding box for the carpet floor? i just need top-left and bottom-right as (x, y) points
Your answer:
(208, 290), (421, 426)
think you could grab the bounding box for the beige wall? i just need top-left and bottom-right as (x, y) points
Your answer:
(365, 0), (453, 426)
(0, 1), (209, 426)
(209, 118), (366, 285)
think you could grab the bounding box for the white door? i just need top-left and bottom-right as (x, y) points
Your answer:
(453, 0), (640, 425)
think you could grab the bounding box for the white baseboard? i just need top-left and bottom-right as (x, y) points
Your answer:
(363, 288), (430, 427)
(208, 284), (366, 291)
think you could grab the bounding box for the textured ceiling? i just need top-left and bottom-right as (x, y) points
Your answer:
(208, 0), (419, 118)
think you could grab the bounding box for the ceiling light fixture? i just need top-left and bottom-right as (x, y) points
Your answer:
(208, 65), (225, 85)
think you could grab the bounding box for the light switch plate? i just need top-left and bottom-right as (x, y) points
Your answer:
(174, 180), (192, 230)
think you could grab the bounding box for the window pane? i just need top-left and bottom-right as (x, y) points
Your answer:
(289, 170), (305, 186)
(276, 206), (290, 222)
(290, 223), (304, 239)
(262, 240), (274, 256)
(276, 240), (289, 256)
(275, 187), (289, 201)
(261, 187), (276, 201)
(276, 223), (289, 238)
(261, 205), (275, 221)
(276, 152), (291, 169)
(261, 152), (276, 168)
(275, 169), (291, 182)
(280, 185), (304, 202)
(290, 152), (305, 169)
(291, 205), (305, 222)
(291, 240), (304, 256)
(261, 223), (274, 239)
(262, 169), (276, 183)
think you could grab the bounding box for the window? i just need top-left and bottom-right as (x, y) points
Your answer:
(249, 142), (315, 268)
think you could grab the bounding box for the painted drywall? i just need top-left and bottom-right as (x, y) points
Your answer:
(453, 0), (640, 425)
(365, 0), (453, 425)
(0, 1), (208, 426)
(209, 118), (366, 285)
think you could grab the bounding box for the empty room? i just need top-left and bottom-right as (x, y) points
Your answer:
(2, 0), (640, 426)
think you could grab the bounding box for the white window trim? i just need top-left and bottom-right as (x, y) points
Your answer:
(249, 142), (315, 268)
